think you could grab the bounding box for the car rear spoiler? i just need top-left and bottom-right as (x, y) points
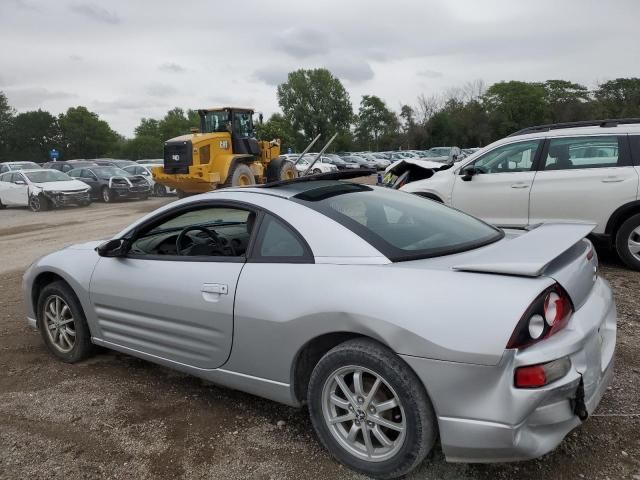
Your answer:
(453, 223), (596, 277)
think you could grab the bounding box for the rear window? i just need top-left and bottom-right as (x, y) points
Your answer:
(293, 184), (502, 261)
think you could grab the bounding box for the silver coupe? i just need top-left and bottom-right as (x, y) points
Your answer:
(22, 178), (616, 478)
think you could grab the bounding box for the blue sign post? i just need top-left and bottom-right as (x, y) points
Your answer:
(49, 149), (60, 161)
(287, 147), (292, 154)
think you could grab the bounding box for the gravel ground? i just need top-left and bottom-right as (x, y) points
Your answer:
(0, 196), (639, 480)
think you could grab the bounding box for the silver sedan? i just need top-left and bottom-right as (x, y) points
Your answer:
(22, 179), (615, 478)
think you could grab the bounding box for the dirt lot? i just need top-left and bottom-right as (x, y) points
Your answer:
(1, 198), (639, 480)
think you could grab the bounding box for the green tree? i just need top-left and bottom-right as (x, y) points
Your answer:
(59, 106), (119, 159)
(354, 95), (399, 151)
(277, 69), (353, 147)
(8, 110), (61, 162)
(158, 108), (199, 140)
(118, 136), (163, 160)
(593, 78), (640, 118)
(255, 113), (299, 152)
(135, 118), (161, 139)
(483, 81), (547, 138)
(0, 91), (16, 161)
(542, 80), (591, 122)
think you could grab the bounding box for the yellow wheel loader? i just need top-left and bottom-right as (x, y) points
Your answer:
(152, 107), (296, 196)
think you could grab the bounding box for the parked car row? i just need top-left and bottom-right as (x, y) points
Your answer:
(278, 147), (479, 176)
(0, 158), (176, 212)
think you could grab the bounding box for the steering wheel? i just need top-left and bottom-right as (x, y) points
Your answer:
(176, 226), (222, 256)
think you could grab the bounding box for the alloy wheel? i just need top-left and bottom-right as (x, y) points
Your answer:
(628, 226), (640, 262)
(43, 295), (76, 353)
(321, 365), (406, 462)
(29, 196), (41, 212)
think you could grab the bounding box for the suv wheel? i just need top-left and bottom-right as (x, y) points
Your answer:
(616, 213), (640, 270)
(308, 339), (436, 479)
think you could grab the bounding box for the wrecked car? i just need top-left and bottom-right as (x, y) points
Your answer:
(382, 158), (453, 190)
(67, 166), (151, 203)
(0, 169), (91, 212)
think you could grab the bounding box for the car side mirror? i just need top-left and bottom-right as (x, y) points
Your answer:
(460, 166), (477, 182)
(96, 238), (130, 258)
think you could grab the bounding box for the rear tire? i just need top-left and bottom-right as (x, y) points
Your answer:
(312, 168), (322, 175)
(37, 281), (94, 363)
(307, 338), (436, 479)
(615, 213), (640, 270)
(226, 163), (255, 187)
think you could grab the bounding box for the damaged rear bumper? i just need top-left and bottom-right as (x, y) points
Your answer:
(401, 276), (616, 463)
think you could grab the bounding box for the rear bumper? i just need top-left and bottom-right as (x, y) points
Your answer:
(402, 276), (616, 463)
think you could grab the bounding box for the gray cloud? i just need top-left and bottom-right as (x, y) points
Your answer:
(253, 67), (288, 86)
(327, 59), (374, 83)
(273, 27), (330, 58)
(146, 83), (178, 97)
(69, 3), (120, 24)
(4, 87), (76, 109)
(418, 69), (443, 79)
(158, 62), (185, 73)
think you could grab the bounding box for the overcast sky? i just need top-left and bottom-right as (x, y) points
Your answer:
(1, 0), (639, 137)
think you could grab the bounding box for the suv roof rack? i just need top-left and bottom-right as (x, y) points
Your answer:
(261, 168), (377, 188)
(508, 118), (640, 137)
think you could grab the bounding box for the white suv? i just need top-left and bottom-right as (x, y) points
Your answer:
(401, 119), (640, 269)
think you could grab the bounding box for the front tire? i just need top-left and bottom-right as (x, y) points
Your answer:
(615, 213), (640, 270)
(29, 194), (49, 212)
(308, 339), (436, 479)
(227, 163), (255, 187)
(153, 184), (167, 197)
(101, 186), (113, 203)
(37, 281), (94, 363)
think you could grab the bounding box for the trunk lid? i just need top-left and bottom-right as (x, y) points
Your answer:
(452, 224), (597, 308)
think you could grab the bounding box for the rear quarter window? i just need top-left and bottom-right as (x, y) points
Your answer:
(294, 184), (502, 261)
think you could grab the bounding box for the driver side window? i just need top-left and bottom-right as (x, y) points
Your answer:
(129, 206), (255, 259)
(472, 140), (541, 174)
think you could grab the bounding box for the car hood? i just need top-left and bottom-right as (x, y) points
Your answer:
(385, 158), (450, 174)
(66, 240), (103, 251)
(33, 180), (89, 191)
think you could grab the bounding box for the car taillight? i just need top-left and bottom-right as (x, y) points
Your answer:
(514, 357), (571, 388)
(506, 284), (573, 349)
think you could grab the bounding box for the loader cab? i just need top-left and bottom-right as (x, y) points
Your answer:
(199, 108), (260, 156)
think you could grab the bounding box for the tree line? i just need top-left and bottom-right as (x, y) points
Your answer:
(1, 73), (639, 162)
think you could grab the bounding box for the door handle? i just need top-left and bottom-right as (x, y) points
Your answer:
(601, 177), (623, 183)
(201, 283), (228, 295)
(511, 183), (530, 189)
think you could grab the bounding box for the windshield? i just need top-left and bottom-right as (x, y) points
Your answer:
(10, 162), (39, 170)
(427, 148), (451, 157)
(92, 167), (131, 177)
(293, 184), (502, 261)
(24, 170), (72, 183)
(201, 110), (230, 133)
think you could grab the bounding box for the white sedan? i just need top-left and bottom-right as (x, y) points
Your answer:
(0, 169), (91, 211)
(294, 156), (338, 175)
